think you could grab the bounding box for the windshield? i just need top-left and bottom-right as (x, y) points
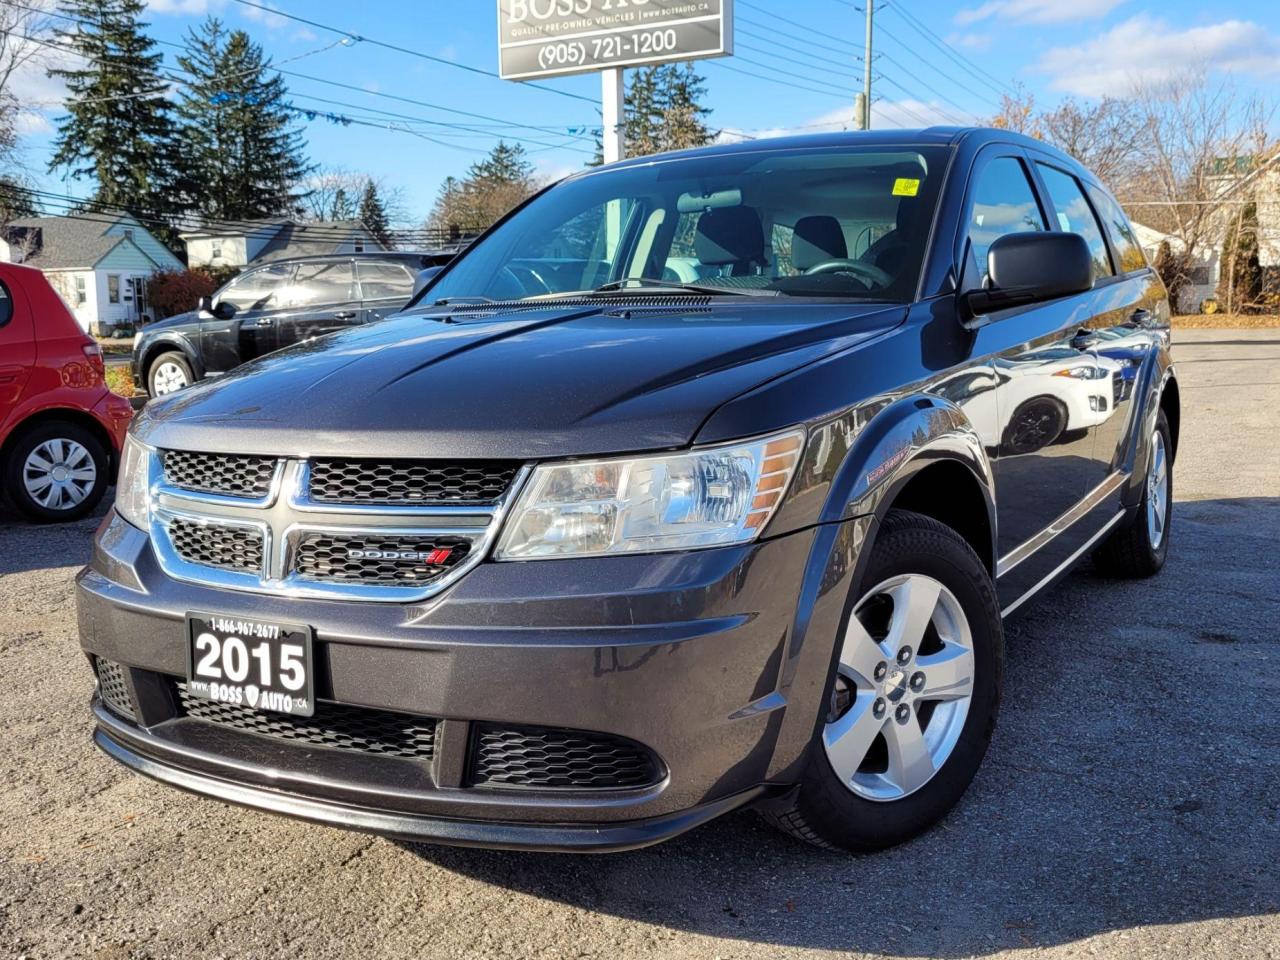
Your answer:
(428, 144), (949, 303)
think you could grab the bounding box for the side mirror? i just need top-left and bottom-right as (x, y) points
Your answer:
(961, 232), (1093, 321)
(211, 300), (237, 321)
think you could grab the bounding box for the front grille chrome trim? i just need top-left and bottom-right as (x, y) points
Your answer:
(147, 455), (530, 603)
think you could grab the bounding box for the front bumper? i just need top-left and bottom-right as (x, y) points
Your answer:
(78, 509), (869, 850)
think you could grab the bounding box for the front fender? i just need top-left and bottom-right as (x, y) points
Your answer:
(136, 333), (204, 383)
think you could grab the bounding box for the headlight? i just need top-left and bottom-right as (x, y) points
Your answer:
(115, 434), (153, 529)
(496, 429), (805, 560)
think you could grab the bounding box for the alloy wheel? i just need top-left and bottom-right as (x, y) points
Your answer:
(823, 573), (976, 802)
(22, 438), (97, 511)
(152, 361), (189, 395)
(1146, 429), (1169, 549)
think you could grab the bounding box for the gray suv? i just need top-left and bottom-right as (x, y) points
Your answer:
(79, 128), (1177, 853)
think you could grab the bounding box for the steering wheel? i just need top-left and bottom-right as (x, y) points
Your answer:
(499, 264), (553, 297)
(803, 258), (893, 288)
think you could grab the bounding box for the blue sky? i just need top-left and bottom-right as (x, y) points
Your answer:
(13, 0), (1280, 224)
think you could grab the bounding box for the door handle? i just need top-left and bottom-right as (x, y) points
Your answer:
(1070, 328), (1097, 350)
(255, 317), (274, 327)
(1127, 308), (1153, 327)
(334, 311), (357, 320)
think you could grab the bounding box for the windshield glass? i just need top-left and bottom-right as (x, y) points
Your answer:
(428, 144), (949, 303)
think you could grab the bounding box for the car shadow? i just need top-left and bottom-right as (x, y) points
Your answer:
(0, 499), (109, 577)
(397, 495), (1280, 956)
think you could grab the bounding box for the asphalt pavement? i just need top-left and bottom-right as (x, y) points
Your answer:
(1, 328), (1276, 959)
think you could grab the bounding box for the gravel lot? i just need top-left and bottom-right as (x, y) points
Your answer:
(1, 328), (1277, 960)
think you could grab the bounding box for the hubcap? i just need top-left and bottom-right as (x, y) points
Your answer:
(1146, 430), (1169, 549)
(152, 361), (189, 395)
(23, 438), (96, 511)
(823, 574), (976, 802)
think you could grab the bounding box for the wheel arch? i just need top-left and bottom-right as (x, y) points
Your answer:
(139, 336), (201, 386)
(0, 407), (118, 478)
(1160, 371), (1180, 463)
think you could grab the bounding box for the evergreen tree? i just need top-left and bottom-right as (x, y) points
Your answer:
(427, 142), (538, 235)
(357, 179), (391, 248)
(1216, 201), (1262, 314)
(174, 17), (311, 221)
(331, 187), (352, 220)
(0, 177), (40, 223)
(47, 0), (178, 221)
(596, 63), (715, 163)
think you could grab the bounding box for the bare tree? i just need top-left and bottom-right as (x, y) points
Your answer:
(1039, 97), (1145, 184)
(301, 167), (408, 225)
(987, 84), (1040, 136)
(1124, 71), (1274, 274)
(0, 0), (54, 98)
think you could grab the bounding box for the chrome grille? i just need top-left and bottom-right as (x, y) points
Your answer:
(308, 459), (519, 506)
(160, 450), (277, 499)
(470, 724), (663, 790)
(167, 517), (263, 573)
(294, 533), (470, 586)
(148, 453), (524, 602)
(177, 684), (437, 760)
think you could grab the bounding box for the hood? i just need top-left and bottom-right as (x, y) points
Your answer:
(135, 300), (903, 459)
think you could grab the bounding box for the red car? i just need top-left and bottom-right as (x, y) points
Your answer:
(0, 263), (132, 522)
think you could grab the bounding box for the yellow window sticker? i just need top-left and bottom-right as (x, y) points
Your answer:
(892, 177), (921, 197)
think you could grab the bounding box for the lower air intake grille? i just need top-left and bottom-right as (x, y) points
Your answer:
(161, 450), (277, 499)
(293, 533), (470, 586)
(95, 658), (135, 720)
(168, 518), (263, 573)
(470, 724), (663, 790)
(177, 684), (437, 761)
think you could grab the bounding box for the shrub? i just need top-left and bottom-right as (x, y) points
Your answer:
(146, 269), (219, 320)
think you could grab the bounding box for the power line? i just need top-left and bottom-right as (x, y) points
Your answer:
(227, 0), (597, 105)
(11, 2), (598, 151)
(882, 3), (1015, 98)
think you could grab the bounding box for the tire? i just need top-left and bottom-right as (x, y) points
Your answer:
(3, 420), (109, 523)
(1002, 396), (1067, 455)
(1091, 409), (1172, 578)
(148, 351), (194, 397)
(761, 509), (1003, 852)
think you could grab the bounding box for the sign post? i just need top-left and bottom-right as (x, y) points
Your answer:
(497, 1), (734, 163)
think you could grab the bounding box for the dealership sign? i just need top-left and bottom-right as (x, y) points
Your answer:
(497, 0), (733, 81)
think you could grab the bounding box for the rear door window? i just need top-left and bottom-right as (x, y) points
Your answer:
(962, 155), (1046, 291)
(0, 280), (11, 328)
(1035, 164), (1115, 281)
(358, 261), (416, 300)
(285, 260), (357, 308)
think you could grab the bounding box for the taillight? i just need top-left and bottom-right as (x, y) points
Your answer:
(82, 341), (105, 375)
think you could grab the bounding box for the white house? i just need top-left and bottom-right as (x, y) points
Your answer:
(181, 219), (384, 270)
(0, 212), (183, 333)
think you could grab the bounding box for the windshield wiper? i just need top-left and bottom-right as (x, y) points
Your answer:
(431, 295), (495, 306)
(588, 277), (774, 297)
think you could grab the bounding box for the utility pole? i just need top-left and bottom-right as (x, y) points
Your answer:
(862, 0), (874, 130)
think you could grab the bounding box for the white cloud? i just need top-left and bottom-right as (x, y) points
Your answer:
(956, 0), (1124, 25)
(238, 0), (288, 30)
(946, 31), (992, 52)
(145, 0), (226, 14)
(533, 159), (580, 183)
(1037, 15), (1280, 96)
(718, 100), (959, 143)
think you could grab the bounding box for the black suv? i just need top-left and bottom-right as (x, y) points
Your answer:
(80, 129), (1177, 854)
(133, 252), (452, 397)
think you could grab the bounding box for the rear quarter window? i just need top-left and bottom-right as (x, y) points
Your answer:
(1087, 186), (1149, 274)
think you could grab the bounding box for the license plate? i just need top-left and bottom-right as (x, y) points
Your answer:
(185, 613), (314, 717)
